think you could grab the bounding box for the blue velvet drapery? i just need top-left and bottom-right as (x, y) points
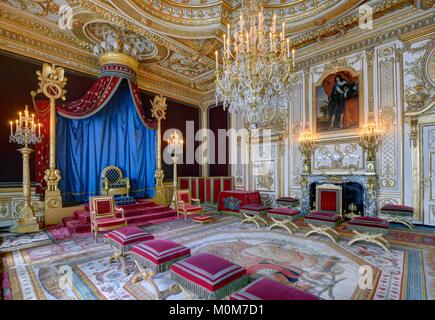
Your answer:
(56, 82), (156, 203)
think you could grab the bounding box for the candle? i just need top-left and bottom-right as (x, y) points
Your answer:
(286, 39), (290, 58)
(272, 14), (276, 34)
(16, 120), (18, 131)
(227, 24), (230, 38)
(292, 48), (295, 67)
(10, 121), (12, 135)
(223, 34), (226, 53)
(281, 22), (285, 41)
(227, 36), (230, 58)
(215, 50), (218, 69)
(38, 123), (41, 137)
(19, 112), (22, 124)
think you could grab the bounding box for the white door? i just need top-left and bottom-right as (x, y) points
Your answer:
(422, 124), (435, 226)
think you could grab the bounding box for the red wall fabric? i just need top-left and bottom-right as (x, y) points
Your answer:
(0, 52), (95, 184)
(208, 105), (229, 176)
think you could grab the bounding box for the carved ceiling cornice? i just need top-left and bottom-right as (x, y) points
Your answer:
(0, 0), (433, 109)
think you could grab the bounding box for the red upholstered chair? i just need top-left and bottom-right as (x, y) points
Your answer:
(176, 189), (202, 221)
(89, 196), (127, 240)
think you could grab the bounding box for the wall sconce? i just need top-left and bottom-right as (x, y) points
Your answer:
(359, 121), (384, 173)
(298, 129), (316, 174)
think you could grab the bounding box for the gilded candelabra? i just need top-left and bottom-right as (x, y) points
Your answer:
(359, 121), (384, 173)
(167, 131), (183, 209)
(31, 63), (67, 212)
(299, 129), (316, 174)
(9, 105), (42, 233)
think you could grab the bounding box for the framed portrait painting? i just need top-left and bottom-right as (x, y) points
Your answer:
(314, 70), (362, 137)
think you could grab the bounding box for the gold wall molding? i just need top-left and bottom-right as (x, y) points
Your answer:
(0, 6), (92, 51)
(377, 44), (399, 191)
(295, 14), (434, 71)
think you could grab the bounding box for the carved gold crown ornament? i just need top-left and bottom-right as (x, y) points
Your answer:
(299, 129), (316, 174)
(215, 0), (296, 127)
(8, 105), (43, 233)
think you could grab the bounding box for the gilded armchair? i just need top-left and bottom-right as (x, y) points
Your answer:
(100, 165), (130, 197)
(89, 196), (127, 240)
(176, 189), (202, 221)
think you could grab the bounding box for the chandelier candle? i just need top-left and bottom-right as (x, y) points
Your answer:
(215, 0), (295, 126)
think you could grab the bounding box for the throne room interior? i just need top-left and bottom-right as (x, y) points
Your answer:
(0, 0), (434, 302)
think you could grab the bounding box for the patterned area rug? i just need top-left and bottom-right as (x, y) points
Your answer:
(0, 232), (52, 253)
(1, 216), (434, 300)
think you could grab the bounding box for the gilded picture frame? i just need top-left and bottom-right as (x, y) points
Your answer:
(313, 67), (364, 140)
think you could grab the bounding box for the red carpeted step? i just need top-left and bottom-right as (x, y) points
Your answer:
(123, 209), (177, 225)
(117, 205), (168, 218)
(84, 200), (156, 212)
(73, 210), (91, 224)
(62, 217), (91, 234)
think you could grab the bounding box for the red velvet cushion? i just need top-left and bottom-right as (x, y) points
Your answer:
(381, 204), (413, 212)
(276, 197), (298, 203)
(179, 192), (190, 203)
(268, 208), (300, 216)
(319, 190), (337, 212)
(230, 278), (319, 300)
(95, 217), (125, 227)
(96, 200), (112, 215)
(170, 253), (246, 292)
(305, 211), (340, 222)
(192, 216), (212, 221)
(184, 204), (202, 212)
(104, 227), (154, 246)
(349, 216), (389, 229)
(131, 239), (190, 264)
(240, 204), (271, 212)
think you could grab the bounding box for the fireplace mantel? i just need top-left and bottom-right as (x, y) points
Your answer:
(300, 173), (378, 216)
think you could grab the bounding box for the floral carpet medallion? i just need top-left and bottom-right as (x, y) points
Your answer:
(2, 216), (433, 300)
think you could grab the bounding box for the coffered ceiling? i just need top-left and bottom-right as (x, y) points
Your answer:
(0, 0), (424, 106)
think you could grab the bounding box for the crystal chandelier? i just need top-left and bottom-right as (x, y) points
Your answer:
(215, 0), (295, 126)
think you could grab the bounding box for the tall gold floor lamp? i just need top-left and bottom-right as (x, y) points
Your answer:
(9, 105), (42, 233)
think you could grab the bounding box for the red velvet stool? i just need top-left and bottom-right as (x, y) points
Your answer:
(304, 211), (341, 243)
(170, 252), (248, 300)
(240, 204), (271, 228)
(276, 197), (299, 208)
(380, 204), (414, 230)
(104, 226), (154, 274)
(267, 208), (301, 235)
(130, 239), (191, 273)
(192, 215), (213, 224)
(348, 216), (391, 252)
(230, 278), (319, 300)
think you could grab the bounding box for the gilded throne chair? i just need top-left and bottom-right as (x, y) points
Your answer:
(100, 165), (130, 197)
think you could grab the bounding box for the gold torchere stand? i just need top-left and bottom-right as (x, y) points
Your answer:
(298, 129), (316, 174)
(31, 63), (67, 215)
(167, 131), (183, 209)
(151, 95), (167, 206)
(9, 106), (42, 233)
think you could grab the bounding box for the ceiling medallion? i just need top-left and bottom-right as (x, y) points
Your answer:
(214, 0), (296, 127)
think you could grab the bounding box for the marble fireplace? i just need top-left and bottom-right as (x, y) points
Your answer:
(300, 173), (378, 216)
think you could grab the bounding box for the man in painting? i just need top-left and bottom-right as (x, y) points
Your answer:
(328, 75), (358, 129)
